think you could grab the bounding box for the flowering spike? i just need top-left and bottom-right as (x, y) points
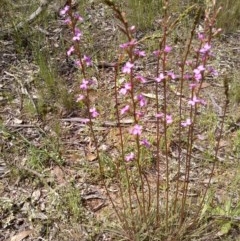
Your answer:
(130, 124), (142, 136)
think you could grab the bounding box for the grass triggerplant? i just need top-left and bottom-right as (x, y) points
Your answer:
(59, 0), (229, 240)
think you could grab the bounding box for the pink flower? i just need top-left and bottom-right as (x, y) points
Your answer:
(164, 45), (172, 53)
(193, 69), (202, 81)
(122, 62), (134, 74)
(156, 112), (164, 119)
(189, 82), (197, 89)
(134, 49), (146, 57)
(76, 94), (84, 102)
(153, 50), (161, 57)
(120, 105), (130, 115)
(181, 118), (192, 127)
(184, 73), (192, 80)
(156, 73), (165, 82)
(200, 43), (211, 54)
(137, 94), (147, 107)
(208, 66), (218, 77)
(129, 25), (136, 32)
(75, 60), (81, 68)
(136, 111), (144, 119)
(125, 152), (135, 162)
(82, 55), (92, 66)
(194, 72), (202, 81)
(198, 33), (205, 41)
(166, 115), (173, 124)
(67, 46), (74, 56)
(64, 17), (71, 24)
(140, 138), (151, 148)
(120, 40), (137, 49)
(80, 79), (89, 90)
(135, 75), (146, 83)
(119, 82), (132, 95)
(60, 5), (70, 16)
(90, 107), (99, 118)
(82, 118), (90, 124)
(193, 65), (205, 81)
(197, 65), (205, 72)
(167, 71), (176, 80)
(73, 28), (82, 41)
(130, 124), (142, 136)
(188, 96), (205, 106)
(74, 13), (83, 22)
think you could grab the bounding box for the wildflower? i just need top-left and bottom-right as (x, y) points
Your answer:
(76, 94), (84, 102)
(197, 65), (205, 72)
(208, 66), (218, 77)
(184, 73), (192, 80)
(120, 40), (137, 49)
(75, 60), (81, 68)
(137, 94), (147, 107)
(60, 5), (70, 16)
(129, 25), (136, 32)
(197, 33), (205, 41)
(156, 112), (164, 119)
(193, 69), (202, 81)
(167, 71), (176, 80)
(156, 73), (165, 82)
(125, 152), (135, 162)
(119, 82), (131, 95)
(130, 124), (142, 136)
(80, 79), (89, 90)
(166, 115), (173, 124)
(188, 96), (204, 106)
(67, 46), (74, 56)
(82, 55), (92, 67)
(90, 107), (99, 118)
(74, 13), (83, 22)
(120, 105), (130, 115)
(140, 138), (151, 148)
(73, 28), (82, 41)
(153, 50), (161, 57)
(64, 17), (71, 25)
(122, 62), (134, 74)
(135, 75), (146, 83)
(81, 118), (90, 124)
(181, 118), (192, 127)
(199, 43), (211, 54)
(134, 49), (146, 57)
(136, 111), (144, 119)
(164, 45), (172, 53)
(186, 60), (193, 66)
(189, 82), (197, 89)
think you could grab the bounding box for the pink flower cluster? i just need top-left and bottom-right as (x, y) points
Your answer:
(60, 6), (99, 119)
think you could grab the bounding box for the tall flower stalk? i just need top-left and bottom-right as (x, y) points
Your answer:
(61, 0), (226, 239)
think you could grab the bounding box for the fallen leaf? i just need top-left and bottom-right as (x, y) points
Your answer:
(87, 153), (97, 162)
(51, 166), (65, 184)
(9, 230), (33, 241)
(13, 118), (23, 124)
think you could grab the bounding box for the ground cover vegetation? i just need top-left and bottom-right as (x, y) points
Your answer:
(0, 0), (240, 240)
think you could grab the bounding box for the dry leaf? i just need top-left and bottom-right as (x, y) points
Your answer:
(9, 230), (33, 241)
(86, 153), (97, 162)
(51, 166), (65, 184)
(13, 118), (23, 124)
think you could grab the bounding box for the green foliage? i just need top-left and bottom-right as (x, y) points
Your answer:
(216, 0), (240, 33)
(230, 70), (240, 104)
(126, 0), (163, 30)
(60, 185), (84, 222)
